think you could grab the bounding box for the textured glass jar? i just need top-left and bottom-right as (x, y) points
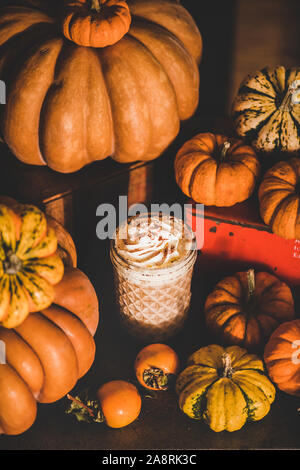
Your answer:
(110, 225), (197, 341)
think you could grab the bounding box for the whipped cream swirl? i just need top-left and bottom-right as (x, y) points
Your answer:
(114, 214), (194, 268)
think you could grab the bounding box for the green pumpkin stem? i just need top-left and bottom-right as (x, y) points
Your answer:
(247, 268), (256, 302)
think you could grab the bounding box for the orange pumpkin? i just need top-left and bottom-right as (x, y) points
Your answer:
(174, 133), (260, 207)
(0, 267), (99, 435)
(63, 0), (132, 48)
(205, 269), (295, 350)
(264, 319), (300, 396)
(258, 157), (300, 240)
(0, 0), (202, 173)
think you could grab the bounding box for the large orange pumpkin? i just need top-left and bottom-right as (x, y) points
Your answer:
(264, 319), (300, 396)
(0, 0), (202, 173)
(174, 133), (260, 207)
(0, 267), (99, 435)
(204, 269), (295, 350)
(258, 157), (300, 240)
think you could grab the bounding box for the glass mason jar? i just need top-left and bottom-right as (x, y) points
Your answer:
(110, 214), (197, 341)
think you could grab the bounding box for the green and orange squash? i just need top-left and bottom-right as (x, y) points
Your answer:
(0, 201), (65, 328)
(176, 344), (276, 432)
(232, 65), (300, 154)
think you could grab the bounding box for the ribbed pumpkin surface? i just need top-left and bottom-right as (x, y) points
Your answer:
(264, 319), (300, 397)
(174, 133), (260, 207)
(232, 65), (300, 153)
(176, 344), (276, 432)
(0, 203), (64, 328)
(258, 157), (300, 239)
(204, 270), (295, 350)
(0, 267), (99, 435)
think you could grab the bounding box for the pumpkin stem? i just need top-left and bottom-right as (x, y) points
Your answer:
(221, 353), (233, 378)
(247, 268), (255, 302)
(66, 392), (104, 424)
(220, 141), (231, 161)
(143, 367), (173, 390)
(91, 0), (102, 12)
(280, 81), (300, 110)
(3, 252), (23, 275)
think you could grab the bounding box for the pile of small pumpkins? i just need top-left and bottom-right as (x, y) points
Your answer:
(172, 63), (300, 431)
(175, 65), (300, 241)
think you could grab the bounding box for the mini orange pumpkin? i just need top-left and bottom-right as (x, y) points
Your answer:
(258, 157), (300, 240)
(205, 269), (295, 350)
(264, 319), (300, 396)
(62, 0), (132, 48)
(174, 133), (260, 207)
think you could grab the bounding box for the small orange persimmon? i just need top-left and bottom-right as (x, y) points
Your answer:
(67, 380), (141, 428)
(97, 380), (141, 428)
(135, 344), (179, 391)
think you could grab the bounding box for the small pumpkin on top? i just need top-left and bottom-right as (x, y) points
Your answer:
(62, 0), (132, 48)
(232, 65), (300, 154)
(204, 269), (295, 350)
(258, 157), (300, 240)
(176, 344), (276, 432)
(174, 133), (260, 207)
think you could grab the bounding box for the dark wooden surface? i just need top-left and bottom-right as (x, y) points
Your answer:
(1, 221), (299, 450)
(1, 0), (300, 451)
(1, 123), (300, 451)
